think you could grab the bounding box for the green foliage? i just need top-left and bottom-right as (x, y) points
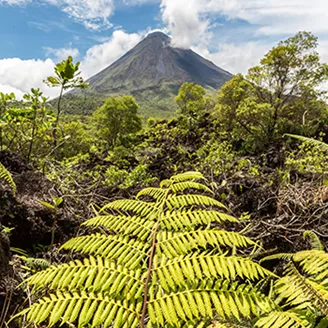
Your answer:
(285, 139), (328, 174)
(44, 56), (88, 91)
(103, 164), (157, 190)
(16, 172), (276, 327)
(45, 56), (89, 150)
(0, 161), (16, 195)
(197, 140), (236, 177)
(92, 95), (142, 150)
(103, 166), (129, 187)
(214, 32), (328, 152)
(0, 89), (56, 164)
(261, 232), (328, 327)
(119, 164), (157, 189)
(175, 82), (207, 119)
(286, 134), (328, 150)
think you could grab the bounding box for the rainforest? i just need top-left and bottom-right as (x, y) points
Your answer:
(1, 31), (328, 328)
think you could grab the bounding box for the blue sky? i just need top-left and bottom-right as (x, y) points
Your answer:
(0, 0), (328, 98)
(0, 1), (161, 59)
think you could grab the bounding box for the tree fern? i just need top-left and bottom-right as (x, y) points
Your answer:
(261, 231), (328, 327)
(0, 161), (16, 195)
(15, 171), (275, 327)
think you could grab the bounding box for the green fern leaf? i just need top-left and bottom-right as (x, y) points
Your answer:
(0, 161), (16, 195)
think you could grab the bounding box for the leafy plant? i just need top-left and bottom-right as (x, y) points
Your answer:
(38, 195), (63, 248)
(23, 88), (49, 162)
(15, 172), (275, 327)
(92, 95), (142, 150)
(0, 92), (16, 150)
(0, 161), (16, 195)
(285, 134), (328, 174)
(44, 56), (89, 149)
(214, 32), (328, 152)
(260, 231), (328, 327)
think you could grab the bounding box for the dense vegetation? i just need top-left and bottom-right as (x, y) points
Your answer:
(1, 31), (328, 327)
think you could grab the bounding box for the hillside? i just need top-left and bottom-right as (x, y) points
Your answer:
(66, 32), (232, 118)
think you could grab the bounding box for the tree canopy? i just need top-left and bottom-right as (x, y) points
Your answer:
(214, 31), (328, 151)
(93, 95), (142, 149)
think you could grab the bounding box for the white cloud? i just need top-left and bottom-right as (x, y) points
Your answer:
(0, 84), (25, 98)
(81, 30), (141, 78)
(123, 0), (159, 4)
(0, 58), (59, 99)
(160, 0), (210, 49)
(0, 30), (142, 98)
(160, 0), (328, 48)
(204, 0), (328, 36)
(45, 0), (114, 30)
(194, 41), (273, 75)
(0, 0), (30, 4)
(1, 0), (114, 30)
(43, 46), (80, 62)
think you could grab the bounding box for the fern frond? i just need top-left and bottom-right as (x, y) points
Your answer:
(285, 134), (328, 150)
(277, 262), (328, 315)
(275, 275), (312, 308)
(166, 195), (226, 210)
(260, 253), (294, 263)
(60, 234), (148, 269)
(82, 215), (153, 241)
(153, 253), (274, 291)
(148, 281), (273, 325)
(293, 250), (328, 281)
(255, 311), (312, 328)
(16, 290), (141, 328)
(18, 256), (50, 271)
(210, 318), (253, 328)
(157, 230), (255, 257)
(100, 199), (155, 217)
(136, 187), (166, 201)
(170, 181), (214, 195)
(303, 231), (324, 251)
(170, 171), (206, 183)
(19, 171), (275, 328)
(0, 162), (16, 195)
(28, 256), (145, 298)
(161, 210), (238, 231)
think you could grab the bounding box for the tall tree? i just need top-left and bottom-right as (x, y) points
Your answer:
(44, 56), (88, 148)
(214, 32), (328, 151)
(175, 82), (207, 119)
(247, 31), (328, 140)
(93, 95), (142, 150)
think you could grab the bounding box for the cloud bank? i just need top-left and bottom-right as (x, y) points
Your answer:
(0, 31), (142, 99)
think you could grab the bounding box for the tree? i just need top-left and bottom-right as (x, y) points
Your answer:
(0, 92), (15, 150)
(44, 56), (88, 148)
(0, 90), (55, 162)
(23, 88), (48, 162)
(214, 32), (328, 151)
(175, 82), (207, 119)
(93, 95), (142, 150)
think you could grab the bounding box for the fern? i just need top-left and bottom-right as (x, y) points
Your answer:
(285, 134), (328, 150)
(15, 171), (276, 327)
(261, 232), (328, 326)
(0, 161), (16, 195)
(303, 230), (324, 251)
